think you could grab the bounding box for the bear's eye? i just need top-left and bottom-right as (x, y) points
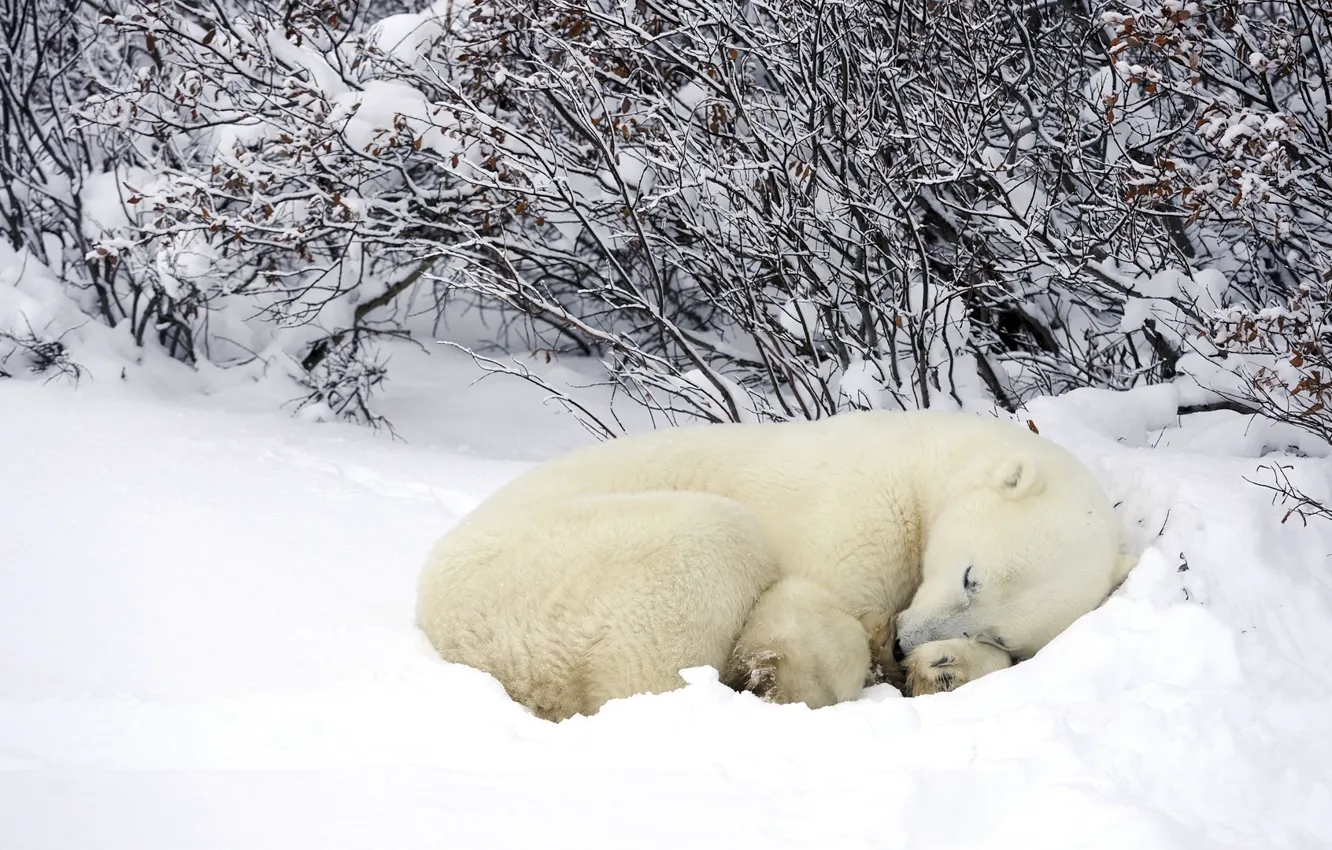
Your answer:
(963, 565), (978, 594)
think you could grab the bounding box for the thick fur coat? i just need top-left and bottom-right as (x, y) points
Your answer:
(417, 411), (1133, 721)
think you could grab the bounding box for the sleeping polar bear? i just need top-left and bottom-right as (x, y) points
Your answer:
(416, 410), (1134, 721)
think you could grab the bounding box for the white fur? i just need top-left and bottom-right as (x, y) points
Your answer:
(416, 411), (1130, 720)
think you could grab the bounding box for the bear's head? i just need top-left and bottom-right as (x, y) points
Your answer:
(895, 450), (1135, 664)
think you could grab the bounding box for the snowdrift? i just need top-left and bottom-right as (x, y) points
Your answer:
(2, 368), (1331, 849)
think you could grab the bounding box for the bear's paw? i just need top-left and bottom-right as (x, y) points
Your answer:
(721, 648), (784, 701)
(903, 638), (1014, 697)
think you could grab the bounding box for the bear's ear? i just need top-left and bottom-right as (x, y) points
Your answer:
(995, 456), (1043, 500)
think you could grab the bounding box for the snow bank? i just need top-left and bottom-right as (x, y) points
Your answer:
(2, 372), (1331, 849)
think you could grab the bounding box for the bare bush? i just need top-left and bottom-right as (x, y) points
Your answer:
(0, 0), (167, 354)
(67, 0), (1204, 425)
(1208, 286), (1331, 443)
(1092, 0), (1332, 525)
(437, 0), (1201, 420)
(0, 0), (1320, 460)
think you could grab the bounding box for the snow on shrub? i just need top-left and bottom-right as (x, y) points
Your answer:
(0, 0), (1324, 474)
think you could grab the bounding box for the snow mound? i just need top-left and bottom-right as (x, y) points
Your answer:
(2, 375), (1331, 849)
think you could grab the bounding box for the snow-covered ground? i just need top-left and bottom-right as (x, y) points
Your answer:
(3, 348), (1332, 849)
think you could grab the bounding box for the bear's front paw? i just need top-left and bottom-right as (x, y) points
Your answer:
(904, 648), (963, 696)
(903, 638), (1013, 697)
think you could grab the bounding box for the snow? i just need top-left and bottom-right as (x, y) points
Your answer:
(3, 353), (1332, 849)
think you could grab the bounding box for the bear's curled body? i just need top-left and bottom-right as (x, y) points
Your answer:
(416, 410), (1130, 721)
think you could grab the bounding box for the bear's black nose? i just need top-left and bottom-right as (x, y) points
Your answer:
(891, 638), (906, 664)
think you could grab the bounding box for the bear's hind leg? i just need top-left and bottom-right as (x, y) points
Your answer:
(562, 492), (783, 718)
(722, 576), (871, 709)
(903, 638), (1012, 696)
(420, 490), (780, 723)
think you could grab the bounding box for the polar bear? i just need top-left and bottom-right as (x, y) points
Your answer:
(416, 410), (1134, 721)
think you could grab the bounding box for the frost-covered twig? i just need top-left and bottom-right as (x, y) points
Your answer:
(0, 327), (84, 385)
(1246, 462), (1332, 526)
(436, 341), (623, 441)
